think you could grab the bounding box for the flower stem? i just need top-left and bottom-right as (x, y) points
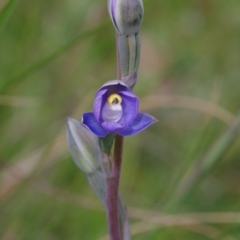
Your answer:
(106, 135), (124, 240)
(106, 31), (125, 240)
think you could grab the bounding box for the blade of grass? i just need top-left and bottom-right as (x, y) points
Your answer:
(169, 111), (240, 208)
(0, 20), (108, 94)
(0, 0), (18, 33)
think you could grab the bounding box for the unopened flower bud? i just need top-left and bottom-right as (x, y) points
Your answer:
(108, 0), (144, 35)
(67, 118), (100, 174)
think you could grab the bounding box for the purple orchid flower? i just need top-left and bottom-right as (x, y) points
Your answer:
(82, 80), (156, 137)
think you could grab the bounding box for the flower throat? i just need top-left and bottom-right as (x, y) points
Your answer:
(108, 94), (122, 106)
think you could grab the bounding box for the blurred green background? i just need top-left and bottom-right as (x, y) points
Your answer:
(1, 0), (240, 239)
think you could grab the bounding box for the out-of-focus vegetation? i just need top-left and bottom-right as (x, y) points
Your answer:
(1, 0), (240, 239)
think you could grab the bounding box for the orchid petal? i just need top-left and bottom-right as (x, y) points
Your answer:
(82, 112), (109, 137)
(101, 80), (130, 91)
(116, 112), (157, 136)
(93, 89), (108, 122)
(102, 121), (123, 132)
(118, 91), (139, 128)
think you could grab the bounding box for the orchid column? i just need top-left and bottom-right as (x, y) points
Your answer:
(67, 0), (156, 240)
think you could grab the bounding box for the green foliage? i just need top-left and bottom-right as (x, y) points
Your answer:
(1, 0), (240, 239)
(0, 0), (18, 33)
(99, 133), (115, 155)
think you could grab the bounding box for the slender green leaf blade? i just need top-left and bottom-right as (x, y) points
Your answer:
(0, 0), (18, 33)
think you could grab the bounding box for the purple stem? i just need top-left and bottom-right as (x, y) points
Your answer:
(106, 32), (124, 240)
(106, 135), (124, 240)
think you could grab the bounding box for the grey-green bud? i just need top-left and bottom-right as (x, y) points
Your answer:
(67, 118), (100, 174)
(108, 0), (144, 35)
